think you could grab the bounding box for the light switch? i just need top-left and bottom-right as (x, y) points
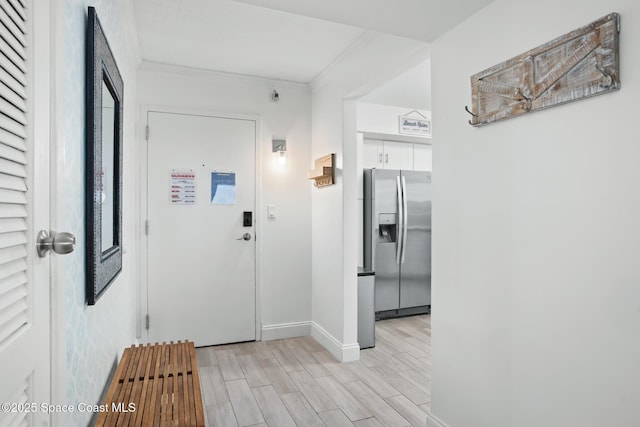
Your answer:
(267, 204), (276, 219)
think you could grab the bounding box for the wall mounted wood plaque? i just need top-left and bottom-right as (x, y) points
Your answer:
(308, 154), (335, 188)
(466, 13), (620, 126)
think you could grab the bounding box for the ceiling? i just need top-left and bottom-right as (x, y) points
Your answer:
(231, 0), (493, 42)
(134, 0), (493, 84)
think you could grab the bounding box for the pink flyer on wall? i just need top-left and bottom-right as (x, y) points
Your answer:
(170, 169), (196, 205)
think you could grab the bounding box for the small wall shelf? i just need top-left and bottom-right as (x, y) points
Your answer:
(308, 153), (335, 188)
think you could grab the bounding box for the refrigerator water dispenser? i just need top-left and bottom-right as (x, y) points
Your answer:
(378, 213), (397, 242)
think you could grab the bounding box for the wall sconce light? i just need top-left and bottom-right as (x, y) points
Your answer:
(272, 139), (287, 167)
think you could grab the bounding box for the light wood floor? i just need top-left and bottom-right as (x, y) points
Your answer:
(196, 314), (431, 427)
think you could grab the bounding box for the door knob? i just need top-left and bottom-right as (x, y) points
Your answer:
(36, 230), (76, 258)
(236, 233), (252, 241)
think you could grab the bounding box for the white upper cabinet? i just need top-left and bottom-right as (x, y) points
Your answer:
(363, 139), (384, 169)
(383, 141), (414, 170)
(413, 144), (432, 171)
(363, 138), (431, 171)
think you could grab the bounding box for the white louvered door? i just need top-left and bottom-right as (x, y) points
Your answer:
(0, 1), (51, 426)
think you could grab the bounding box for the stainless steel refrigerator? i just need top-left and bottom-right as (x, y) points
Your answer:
(364, 169), (431, 316)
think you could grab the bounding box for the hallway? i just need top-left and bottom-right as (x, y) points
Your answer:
(196, 315), (431, 426)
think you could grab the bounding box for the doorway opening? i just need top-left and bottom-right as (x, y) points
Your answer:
(351, 58), (433, 409)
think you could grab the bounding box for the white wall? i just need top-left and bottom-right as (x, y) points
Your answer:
(360, 59), (432, 110)
(136, 62), (312, 339)
(310, 32), (430, 361)
(357, 102), (432, 139)
(57, 1), (140, 426)
(430, 1), (640, 426)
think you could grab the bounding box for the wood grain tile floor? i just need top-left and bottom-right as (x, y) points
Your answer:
(196, 314), (431, 427)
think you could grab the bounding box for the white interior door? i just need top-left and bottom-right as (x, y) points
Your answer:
(146, 111), (256, 346)
(0, 0), (51, 425)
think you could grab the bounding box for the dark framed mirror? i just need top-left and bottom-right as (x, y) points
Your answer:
(86, 6), (123, 305)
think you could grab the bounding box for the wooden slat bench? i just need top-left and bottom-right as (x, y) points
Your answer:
(96, 341), (205, 426)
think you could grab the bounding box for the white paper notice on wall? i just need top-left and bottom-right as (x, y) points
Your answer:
(211, 172), (236, 205)
(170, 169), (196, 205)
(399, 110), (432, 137)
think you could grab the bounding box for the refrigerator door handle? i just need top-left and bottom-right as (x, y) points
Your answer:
(401, 175), (408, 264)
(396, 176), (403, 264)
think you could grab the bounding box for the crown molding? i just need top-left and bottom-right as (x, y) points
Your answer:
(138, 60), (310, 91)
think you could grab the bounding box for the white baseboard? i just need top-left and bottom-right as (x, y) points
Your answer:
(310, 322), (360, 362)
(427, 412), (448, 427)
(261, 321), (311, 341)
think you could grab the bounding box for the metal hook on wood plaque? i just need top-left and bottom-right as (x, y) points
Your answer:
(465, 105), (480, 126)
(517, 88), (533, 112)
(595, 63), (613, 89)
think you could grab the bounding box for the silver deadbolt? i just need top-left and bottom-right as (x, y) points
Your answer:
(237, 233), (252, 241)
(37, 230), (76, 258)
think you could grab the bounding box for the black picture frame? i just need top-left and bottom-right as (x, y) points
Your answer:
(85, 7), (123, 305)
